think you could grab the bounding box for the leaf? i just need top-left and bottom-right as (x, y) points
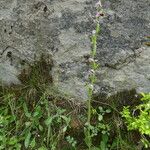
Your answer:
(45, 117), (53, 126)
(61, 115), (71, 124)
(110, 139), (117, 149)
(8, 136), (18, 145)
(24, 131), (31, 148)
(62, 126), (67, 133)
(0, 146), (5, 149)
(102, 134), (109, 143)
(106, 109), (111, 113)
(23, 103), (31, 118)
(33, 111), (39, 117)
(33, 106), (42, 117)
(25, 121), (31, 127)
(92, 108), (97, 115)
(30, 138), (36, 148)
(98, 106), (103, 112)
(57, 108), (66, 114)
(102, 130), (107, 134)
(15, 143), (22, 150)
(39, 124), (43, 131)
(141, 93), (150, 101)
(100, 141), (106, 150)
(84, 127), (92, 148)
(100, 134), (109, 150)
(38, 146), (48, 150)
(98, 115), (103, 121)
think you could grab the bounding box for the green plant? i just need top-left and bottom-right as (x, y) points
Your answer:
(122, 93), (150, 148)
(66, 136), (77, 150)
(84, 106), (111, 150)
(92, 107), (111, 150)
(22, 102), (43, 149)
(41, 94), (71, 150)
(22, 93), (71, 150)
(110, 107), (137, 150)
(84, 1), (104, 149)
(0, 87), (71, 150)
(0, 93), (21, 150)
(96, 107), (111, 150)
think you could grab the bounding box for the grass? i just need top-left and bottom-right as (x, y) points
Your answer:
(0, 66), (148, 149)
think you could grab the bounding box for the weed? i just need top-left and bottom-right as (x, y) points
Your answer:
(84, 1), (105, 149)
(122, 93), (150, 148)
(66, 136), (77, 150)
(0, 93), (21, 150)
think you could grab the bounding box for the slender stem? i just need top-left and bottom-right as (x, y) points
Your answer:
(45, 98), (51, 147)
(85, 1), (103, 149)
(87, 99), (91, 124)
(87, 98), (92, 150)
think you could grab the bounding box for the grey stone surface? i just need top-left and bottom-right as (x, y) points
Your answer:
(0, 0), (149, 101)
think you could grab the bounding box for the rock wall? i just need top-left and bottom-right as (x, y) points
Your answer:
(0, 0), (150, 101)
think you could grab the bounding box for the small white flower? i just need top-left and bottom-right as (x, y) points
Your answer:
(89, 84), (94, 91)
(92, 30), (96, 35)
(90, 69), (95, 74)
(88, 58), (95, 63)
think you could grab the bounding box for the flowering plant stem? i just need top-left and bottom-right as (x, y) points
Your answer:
(85, 1), (103, 149)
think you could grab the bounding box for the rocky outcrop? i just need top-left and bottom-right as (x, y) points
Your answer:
(0, 0), (150, 101)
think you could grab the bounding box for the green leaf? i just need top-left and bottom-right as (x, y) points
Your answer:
(15, 143), (22, 150)
(91, 147), (100, 150)
(38, 146), (48, 150)
(102, 130), (107, 134)
(62, 126), (68, 133)
(45, 117), (53, 126)
(100, 141), (106, 150)
(8, 136), (18, 145)
(23, 103), (31, 118)
(61, 115), (70, 124)
(110, 139), (117, 149)
(98, 115), (103, 121)
(24, 131), (31, 148)
(25, 121), (31, 127)
(102, 134), (109, 143)
(39, 124), (43, 131)
(106, 109), (111, 113)
(0, 146), (5, 149)
(33, 111), (39, 117)
(98, 106), (103, 112)
(33, 106), (42, 117)
(84, 127), (92, 148)
(30, 138), (36, 148)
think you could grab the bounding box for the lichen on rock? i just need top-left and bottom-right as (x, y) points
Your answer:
(0, 0), (149, 102)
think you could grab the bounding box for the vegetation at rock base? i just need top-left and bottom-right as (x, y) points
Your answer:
(122, 93), (150, 148)
(0, 80), (150, 150)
